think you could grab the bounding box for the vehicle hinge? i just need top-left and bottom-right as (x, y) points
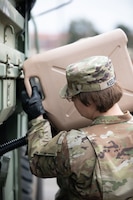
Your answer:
(6, 55), (23, 78)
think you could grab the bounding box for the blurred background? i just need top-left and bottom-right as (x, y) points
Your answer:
(29, 0), (133, 56)
(28, 0), (133, 199)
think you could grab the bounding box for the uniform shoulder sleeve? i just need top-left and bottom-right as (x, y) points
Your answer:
(66, 129), (96, 175)
(28, 126), (95, 181)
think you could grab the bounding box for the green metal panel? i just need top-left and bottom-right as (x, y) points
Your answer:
(0, 0), (38, 199)
(0, 64), (6, 77)
(0, 0), (28, 199)
(0, 0), (24, 30)
(0, 79), (16, 124)
(0, 44), (24, 70)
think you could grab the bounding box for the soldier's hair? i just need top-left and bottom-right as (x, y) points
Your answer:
(75, 82), (123, 112)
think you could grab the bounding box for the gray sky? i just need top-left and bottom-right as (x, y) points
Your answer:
(29, 0), (133, 34)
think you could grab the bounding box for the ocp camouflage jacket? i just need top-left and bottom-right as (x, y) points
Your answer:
(27, 111), (133, 200)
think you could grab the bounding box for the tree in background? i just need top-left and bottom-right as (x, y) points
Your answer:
(67, 19), (99, 44)
(67, 19), (133, 49)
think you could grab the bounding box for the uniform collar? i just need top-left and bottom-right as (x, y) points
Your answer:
(91, 111), (133, 125)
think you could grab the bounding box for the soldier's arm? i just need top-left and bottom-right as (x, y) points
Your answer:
(27, 118), (95, 181)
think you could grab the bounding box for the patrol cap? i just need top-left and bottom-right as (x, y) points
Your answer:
(60, 56), (116, 99)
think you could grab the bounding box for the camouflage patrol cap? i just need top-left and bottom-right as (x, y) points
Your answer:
(60, 56), (116, 99)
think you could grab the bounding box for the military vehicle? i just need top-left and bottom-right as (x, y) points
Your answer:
(0, 1), (133, 200)
(0, 0), (39, 199)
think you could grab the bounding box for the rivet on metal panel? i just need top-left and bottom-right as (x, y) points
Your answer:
(4, 24), (15, 44)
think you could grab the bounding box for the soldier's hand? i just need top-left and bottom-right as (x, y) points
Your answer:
(21, 86), (46, 120)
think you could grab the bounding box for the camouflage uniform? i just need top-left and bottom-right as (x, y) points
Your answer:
(27, 56), (133, 199)
(27, 111), (133, 200)
(60, 56), (116, 98)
